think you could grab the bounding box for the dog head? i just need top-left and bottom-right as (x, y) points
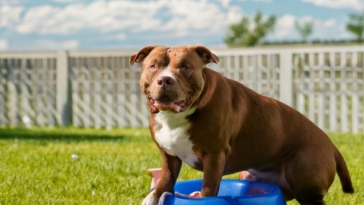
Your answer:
(130, 45), (219, 113)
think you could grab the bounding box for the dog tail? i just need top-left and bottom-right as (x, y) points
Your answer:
(335, 148), (354, 193)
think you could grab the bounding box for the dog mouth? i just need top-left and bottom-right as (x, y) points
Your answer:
(148, 95), (193, 113)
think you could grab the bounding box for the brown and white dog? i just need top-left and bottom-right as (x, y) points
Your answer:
(130, 45), (354, 205)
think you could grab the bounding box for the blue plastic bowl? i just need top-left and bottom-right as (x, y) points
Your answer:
(161, 179), (286, 205)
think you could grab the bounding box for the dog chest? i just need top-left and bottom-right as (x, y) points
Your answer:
(154, 109), (199, 167)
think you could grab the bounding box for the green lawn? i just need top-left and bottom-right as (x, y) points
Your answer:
(0, 128), (363, 205)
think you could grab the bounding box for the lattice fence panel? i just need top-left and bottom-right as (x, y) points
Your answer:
(0, 57), (60, 127)
(214, 53), (280, 100)
(1, 47), (363, 131)
(0, 61), (7, 125)
(293, 51), (364, 133)
(70, 55), (149, 128)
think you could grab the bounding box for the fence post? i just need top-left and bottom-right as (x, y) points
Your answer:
(279, 51), (293, 107)
(57, 51), (70, 126)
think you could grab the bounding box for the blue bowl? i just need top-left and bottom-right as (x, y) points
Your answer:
(161, 179), (286, 205)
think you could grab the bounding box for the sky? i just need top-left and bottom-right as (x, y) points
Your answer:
(0, 0), (363, 50)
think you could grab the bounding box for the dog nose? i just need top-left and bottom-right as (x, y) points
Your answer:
(157, 76), (175, 87)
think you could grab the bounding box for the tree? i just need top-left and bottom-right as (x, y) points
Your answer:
(224, 11), (276, 47)
(294, 20), (314, 43)
(346, 12), (364, 43)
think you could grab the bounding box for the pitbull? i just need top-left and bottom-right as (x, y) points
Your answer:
(129, 45), (354, 205)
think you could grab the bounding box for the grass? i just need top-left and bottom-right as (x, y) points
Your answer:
(0, 128), (363, 205)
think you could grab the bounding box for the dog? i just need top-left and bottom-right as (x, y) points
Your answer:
(129, 45), (354, 205)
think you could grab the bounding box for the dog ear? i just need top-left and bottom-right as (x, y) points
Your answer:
(194, 45), (219, 64)
(130, 46), (157, 65)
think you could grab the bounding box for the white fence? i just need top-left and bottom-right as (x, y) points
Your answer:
(0, 46), (363, 133)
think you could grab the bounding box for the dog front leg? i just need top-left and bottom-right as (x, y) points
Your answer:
(201, 153), (226, 197)
(142, 150), (182, 205)
(155, 151), (182, 196)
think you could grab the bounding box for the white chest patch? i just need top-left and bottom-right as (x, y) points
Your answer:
(154, 108), (199, 167)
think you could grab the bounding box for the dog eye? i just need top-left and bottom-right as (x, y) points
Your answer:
(179, 66), (188, 71)
(149, 64), (156, 69)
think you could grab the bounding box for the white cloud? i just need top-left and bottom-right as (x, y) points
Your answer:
(219, 0), (231, 8)
(14, 1), (164, 34)
(61, 40), (79, 49)
(227, 5), (243, 24)
(53, 0), (82, 2)
(0, 5), (23, 28)
(12, 39), (79, 50)
(311, 18), (351, 39)
(16, 5), (62, 34)
(271, 14), (297, 39)
(265, 14), (349, 41)
(254, 0), (273, 3)
(159, 1), (243, 37)
(301, 0), (364, 10)
(1, 0), (355, 48)
(8, 0), (242, 37)
(239, 0), (273, 2)
(323, 19), (336, 27)
(0, 39), (8, 50)
(0, 0), (20, 6)
(116, 33), (126, 40)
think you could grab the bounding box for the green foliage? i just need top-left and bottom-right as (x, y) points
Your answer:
(0, 128), (363, 204)
(294, 20), (314, 43)
(346, 12), (364, 42)
(224, 11), (276, 47)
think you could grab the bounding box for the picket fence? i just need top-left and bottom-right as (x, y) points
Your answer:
(0, 46), (363, 133)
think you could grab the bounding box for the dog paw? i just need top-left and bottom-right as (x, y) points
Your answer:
(158, 192), (173, 205)
(175, 191), (201, 198)
(141, 190), (159, 205)
(189, 191), (201, 198)
(142, 190), (173, 205)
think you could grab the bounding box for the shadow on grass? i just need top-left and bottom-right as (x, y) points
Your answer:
(0, 134), (125, 142)
(0, 127), (145, 143)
